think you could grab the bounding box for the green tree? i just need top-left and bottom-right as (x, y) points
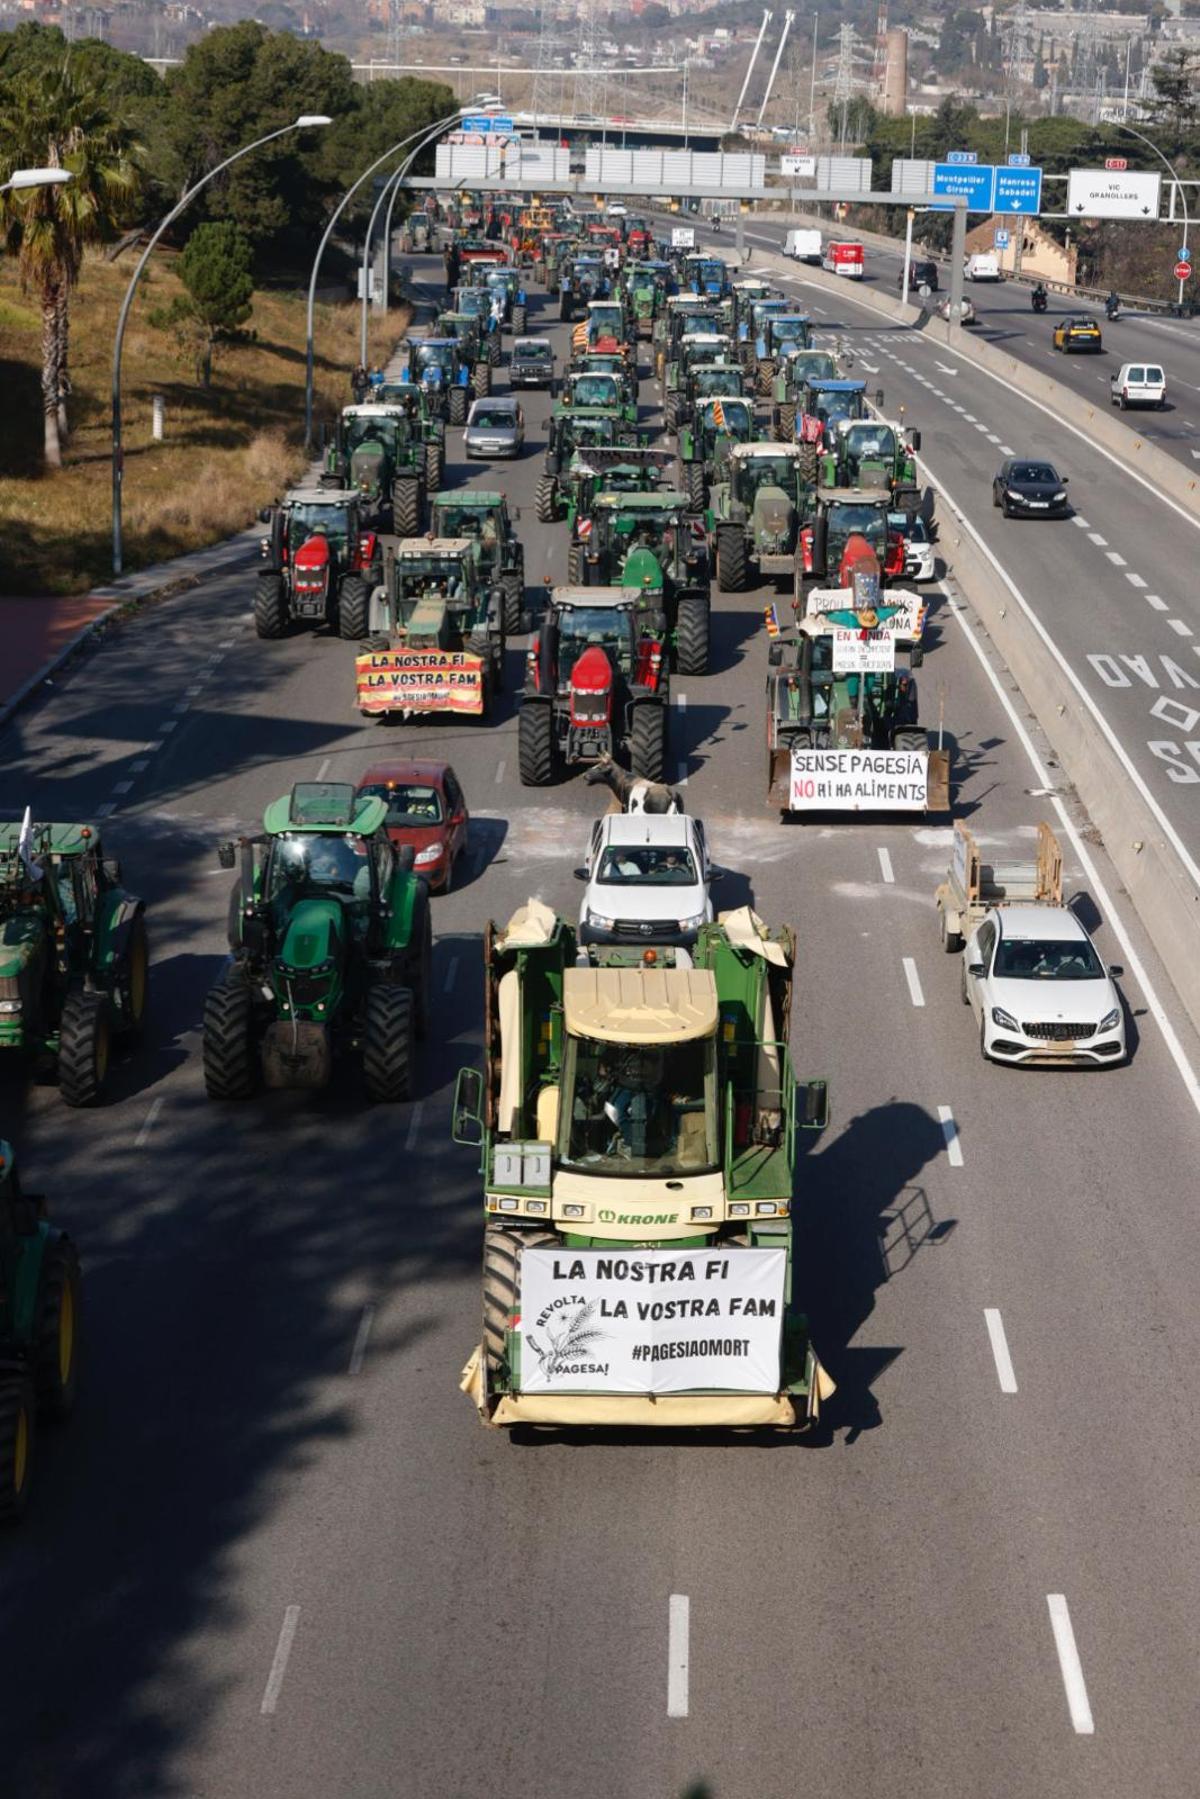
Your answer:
(0, 55), (142, 468)
(150, 219), (254, 385)
(1146, 46), (1200, 154)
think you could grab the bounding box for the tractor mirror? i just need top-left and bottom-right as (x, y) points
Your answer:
(452, 1066), (485, 1147)
(875, 388), (885, 407)
(217, 842), (236, 870)
(767, 642), (783, 666)
(908, 429), (922, 452)
(259, 508), (272, 523)
(799, 1078), (829, 1130)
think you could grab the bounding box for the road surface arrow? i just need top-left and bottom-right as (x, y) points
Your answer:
(935, 362), (958, 375)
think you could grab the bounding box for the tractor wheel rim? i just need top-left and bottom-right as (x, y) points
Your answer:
(95, 1012), (110, 1086)
(59, 1280), (75, 1386)
(129, 938), (147, 1022)
(13, 1403), (28, 1494)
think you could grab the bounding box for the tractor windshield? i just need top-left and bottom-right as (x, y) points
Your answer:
(788, 353), (837, 384)
(397, 556), (468, 598)
(770, 318), (811, 352)
(557, 605), (636, 676)
(571, 375), (620, 408)
(414, 344), (453, 373)
(619, 515), (672, 554)
(826, 503), (886, 564)
(357, 783), (443, 825)
(288, 505), (351, 548)
(842, 424), (898, 465)
(561, 1034), (718, 1176)
(267, 833), (373, 902)
(681, 315), (723, 340)
(738, 456), (796, 501)
(694, 368), (742, 397)
(456, 290), (488, 316)
(700, 398), (752, 436)
(589, 305), (623, 336)
(434, 504), (498, 543)
(346, 416), (403, 453)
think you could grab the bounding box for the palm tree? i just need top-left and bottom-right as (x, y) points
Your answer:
(0, 58), (141, 469)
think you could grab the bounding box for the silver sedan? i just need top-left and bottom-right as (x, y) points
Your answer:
(463, 397), (525, 459)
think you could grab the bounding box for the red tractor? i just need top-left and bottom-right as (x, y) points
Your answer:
(518, 585), (670, 785)
(256, 487), (383, 640)
(797, 489), (906, 596)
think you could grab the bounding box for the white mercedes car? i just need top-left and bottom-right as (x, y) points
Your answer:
(961, 904), (1126, 1066)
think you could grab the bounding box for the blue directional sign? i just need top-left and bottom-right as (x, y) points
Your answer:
(994, 228), (1011, 249)
(1179, 245), (1192, 263)
(1007, 152), (1032, 167)
(994, 164), (1043, 214)
(932, 162), (995, 210)
(461, 114), (513, 134)
(946, 150), (978, 164)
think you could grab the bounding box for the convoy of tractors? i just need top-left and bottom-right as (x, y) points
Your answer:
(2, 188), (962, 1507)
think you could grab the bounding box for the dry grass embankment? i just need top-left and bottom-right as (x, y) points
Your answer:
(0, 250), (410, 596)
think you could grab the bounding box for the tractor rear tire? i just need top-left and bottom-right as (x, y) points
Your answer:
(776, 403), (796, 442)
(757, 360), (774, 396)
(392, 476), (422, 539)
(425, 439), (444, 494)
(34, 1237), (81, 1421)
(894, 727), (927, 754)
(629, 702), (667, 781)
(797, 441), (820, 487)
(449, 388), (468, 426)
(664, 393), (679, 433)
(535, 474), (558, 524)
(566, 541), (584, 585)
(511, 305), (525, 336)
(338, 574), (371, 641)
(487, 334), (501, 367)
(474, 362), (491, 398)
(676, 594), (711, 676)
(202, 976), (256, 1101)
(254, 573), (287, 640)
(58, 991), (112, 1108)
(716, 526), (747, 593)
(0, 1376), (35, 1525)
(518, 701), (557, 786)
(684, 462), (706, 512)
(483, 1222), (560, 1374)
(363, 984), (414, 1103)
(119, 912), (149, 1043)
(501, 573), (523, 637)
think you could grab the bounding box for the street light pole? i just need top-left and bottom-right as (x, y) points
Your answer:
(1116, 120), (1190, 311)
(111, 116), (332, 576)
(359, 113), (464, 366)
(306, 108), (464, 449)
(0, 167), (74, 194)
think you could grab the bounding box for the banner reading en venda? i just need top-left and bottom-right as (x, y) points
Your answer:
(355, 648), (485, 717)
(519, 1247), (786, 1395)
(789, 746), (928, 811)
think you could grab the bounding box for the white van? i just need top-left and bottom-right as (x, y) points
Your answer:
(966, 252), (1002, 281)
(1110, 362), (1167, 410)
(785, 227), (822, 263)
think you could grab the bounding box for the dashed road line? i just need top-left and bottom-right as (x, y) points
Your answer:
(877, 846), (895, 884)
(1105, 550), (1127, 567)
(1088, 533), (1108, 547)
(130, 758), (150, 774)
(260, 1606), (301, 1716)
(1145, 593), (1169, 610)
(494, 759), (506, 784)
(1168, 619), (1193, 636)
(667, 1594), (690, 1719)
(675, 693), (688, 712)
(95, 802), (115, 818)
(1046, 1595), (1095, 1735)
(902, 957), (925, 1008)
(315, 756), (331, 781)
(937, 1104), (964, 1167)
(983, 1308), (1018, 1393)
(111, 780), (133, 796)
(677, 761), (689, 787)
(1071, 516), (1090, 529)
(1125, 573), (1147, 589)
(999, 444), (1014, 456)
(134, 1096), (164, 1148)
(348, 1303), (375, 1375)
(157, 721), (177, 734)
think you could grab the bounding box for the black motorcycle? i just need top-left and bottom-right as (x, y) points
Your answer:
(1031, 289), (1048, 314)
(1105, 296), (1121, 320)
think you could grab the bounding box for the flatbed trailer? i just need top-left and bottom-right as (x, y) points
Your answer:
(935, 820), (1063, 953)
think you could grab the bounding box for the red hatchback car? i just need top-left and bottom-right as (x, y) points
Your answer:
(355, 761), (469, 892)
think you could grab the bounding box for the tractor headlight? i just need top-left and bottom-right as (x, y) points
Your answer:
(526, 1199), (548, 1215)
(730, 1202), (751, 1217)
(690, 1205), (713, 1220)
(562, 1203), (586, 1219)
(992, 1006), (1019, 1031)
(1099, 1008), (1120, 1032)
(0, 999), (21, 1014)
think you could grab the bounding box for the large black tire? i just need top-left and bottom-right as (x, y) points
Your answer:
(202, 975), (256, 1101)
(894, 727), (927, 753)
(501, 573), (523, 636)
(363, 984), (414, 1103)
(34, 1237), (81, 1421)
(425, 439), (444, 493)
(776, 402), (796, 442)
(664, 393), (679, 432)
(942, 908), (964, 957)
(676, 593), (710, 676)
(449, 387), (468, 426)
(0, 1376), (35, 1525)
(559, 293), (572, 321)
(254, 573), (287, 639)
(487, 333), (501, 367)
(797, 441), (820, 486)
(119, 911), (149, 1043)
(629, 701), (667, 780)
(473, 361), (491, 398)
(518, 701), (557, 786)
(535, 474), (558, 524)
(716, 525), (747, 593)
(757, 360), (774, 396)
(567, 541), (584, 585)
(483, 1222), (560, 1374)
(338, 573), (371, 641)
(512, 304), (527, 335)
(58, 990), (112, 1108)
(392, 476), (422, 538)
(684, 462), (706, 512)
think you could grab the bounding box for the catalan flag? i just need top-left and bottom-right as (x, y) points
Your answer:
(572, 321), (589, 352)
(711, 397), (726, 430)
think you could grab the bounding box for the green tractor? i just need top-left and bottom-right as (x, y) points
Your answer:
(709, 442), (814, 593)
(355, 537), (507, 723)
(369, 383), (447, 491)
(0, 1141), (81, 1521)
(678, 393), (755, 511)
(770, 349), (840, 441)
(665, 354), (746, 436)
(434, 310), (494, 398)
(325, 404), (432, 536)
(204, 783), (432, 1103)
(560, 369), (638, 427)
(536, 407), (648, 520)
(452, 901), (832, 1432)
(558, 444), (677, 533)
(754, 312), (813, 396)
(399, 212), (437, 254)
(821, 417), (924, 514)
(572, 490), (711, 675)
(450, 286), (502, 366)
(430, 488), (526, 636)
(0, 816), (148, 1106)
(623, 259), (674, 337)
(652, 296), (733, 382)
(662, 330), (738, 423)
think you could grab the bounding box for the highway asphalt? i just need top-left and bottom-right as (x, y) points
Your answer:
(3, 248), (1200, 1799)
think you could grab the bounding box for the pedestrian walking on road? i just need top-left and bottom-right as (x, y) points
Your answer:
(351, 364), (368, 404)
(444, 245), (460, 294)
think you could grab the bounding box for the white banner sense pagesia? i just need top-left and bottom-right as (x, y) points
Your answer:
(519, 1248), (786, 1395)
(790, 747), (928, 811)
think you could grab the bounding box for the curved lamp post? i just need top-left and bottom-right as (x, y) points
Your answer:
(1115, 121), (1191, 312)
(111, 114), (333, 576)
(304, 106), (466, 448)
(359, 113), (460, 365)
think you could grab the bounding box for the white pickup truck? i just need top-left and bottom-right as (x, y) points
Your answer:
(575, 812), (719, 949)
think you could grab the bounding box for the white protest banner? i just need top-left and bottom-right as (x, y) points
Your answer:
(789, 746), (928, 811)
(519, 1247), (786, 1395)
(671, 226), (696, 249)
(805, 585), (924, 641)
(832, 628), (896, 673)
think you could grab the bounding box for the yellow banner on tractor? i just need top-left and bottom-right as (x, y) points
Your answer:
(355, 648), (486, 716)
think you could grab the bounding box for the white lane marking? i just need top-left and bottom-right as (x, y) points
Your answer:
(260, 1606), (301, 1716)
(974, 422), (990, 433)
(404, 1101), (425, 1153)
(963, 412), (977, 423)
(999, 444), (1014, 456)
(219, 638), (235, 649)
(130, 758), (150, 774)
(1071, 516), (1090, 529)
(1145, 593), (1169, 610)
(858, 358), (880, 373)
(315, 756), (330, 781)
(111, 781), (133, 795)
(157, 721), (177, 734)
(494, 759), (506, 785)
(134, 1096), (164, 1149)
(349, 1303), (375, 1375)
(172, 700), (189, 715)
(95, 802), (115, 818)
(1169, 618), (1193, 636)
(677, 761), (689, 787)
(675, 693), (688, 711)
(1088, 532), (1108, 546)
(186, 684), (204, 698)
(902, 957), (925, 1007)
(443, 956), (459, 993)
(938, 1104), (964, 1167)
(1046, 1595), (1095, 1735)
(877, 846), (895, 884)
(1125, 573), (1148, 589)
(986, 433), (1001, 444)
(1105, 550), (1127, 567)
(667, 1594), (690, 1719)
(984, 1308), (1018, 1393)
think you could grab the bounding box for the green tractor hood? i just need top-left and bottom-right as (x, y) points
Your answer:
(277, 897), (345, 977)
(0, 911), (46, 979)
(621, 543), (665, 591)
(351, 441), (387, 492)
(753, 487), (795, 554)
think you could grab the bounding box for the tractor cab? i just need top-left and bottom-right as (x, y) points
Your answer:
(385, 538), (489, 632)
(429, 490), (523, 618)
(802, 487), (904, 586)
(583, 300), (627, 344)
(802, 377), (869, 430)
(728, 444), (807, 515)
(741, 294), (790, 352)
(329, 405), (415, 504)
(781, 348), (839, 391)
(407, 337), (463, 391)
(683, 253), (731, 297)
(760, 313), (812, 360)
(278, 489), (362, 567)
(453, 286), (494, 325)
(689, 363), (746, 400)
(563, 370), (627, 415)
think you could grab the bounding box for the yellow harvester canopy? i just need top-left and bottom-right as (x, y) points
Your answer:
(563, 967), (718, 1045)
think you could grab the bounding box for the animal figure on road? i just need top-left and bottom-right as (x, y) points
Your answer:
(585, 753), (683, 815)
